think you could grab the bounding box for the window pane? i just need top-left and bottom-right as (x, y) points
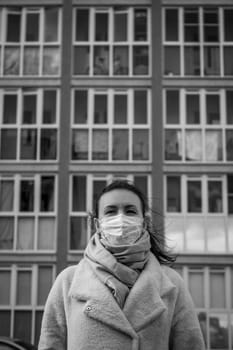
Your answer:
(184, 9), (199, 42)
(73, 47), (89, 75)
(185, 130), (202, 161)
(165, 129), (182, 160)
(165, 217), (184, 252)
(208, 181), (223, 213)
(4, 47), (20, 75)
(0, 311), (11, 336)
(70, 217), (87, 250)
(224, 47), (233, 76)
(134, 176), (147, 199)
(226, 91), (233, 124)
(76, 9), (89, 41)
(23, 47), (39, 75)
(134, 90), (147, 124)
(43, 90), (56, 124)
(94, 95), (107, 123)
(3, 95), (17, 123)
(210, 272), (225, 308)
(133, 129), (149, 160)
(209, 314), (228, 349)
(74, 90), (87, 124)
(164, 47), (180, 75)
(35, 311), (43, 345)
(165, 9), (178, 41)
(17, 218), (34, 250)
(0, 181), (14, 211)
(40, 176), (54, 211)
(0, 217), (14, 249)
(166, 90), (179, 124)
(95, 13), (108, 41)
(44, 8), (58, 42)
(0, 129), (17, 159)
(94, 46), (109, 75)
(204, 9), (219, 42)
(206, 217), (225, 252)
(186, 95), (200, 124)
(16, 271), (31, 305)
(205, 130), (222, 161)
(134, 9), (147, 41)
(14, 311), (31, 343)
(40, 129), (57, 160)
(228, 175), (233, 214)
(0, 271), (11, 304)
(226, 130), (233, 161)
(72, 130), (88, 160)
(113, 46), (128, 75)
(7, 13), (21, 42)
(20, 180), (34, 212)
(189, 272), (204, 308)
(92, 130), (108, 160)
(133, 46), (148, 75)
(206, 95), (220, 124)
(93, 180), (106, 212)
(72, 176), (86, 212)
(26, 13), (39, 41)
(37, 267), (53, 305)
(23, 95), (36, 124)
(187, 181), (202, 212)
(167, 176), (181, 212)
(224, 9), (233, 41)
(114, 95), (127, 124)
(204, 46), (220, 76)
(114, 12), (127, 41)
(112, 129), (128, 160)
(186, 218), (205, 252)
(20, 129), (37, 159)
(38, 218), (55, 250)
(184, 47), (200, 75)
(43, 47), (60, 75)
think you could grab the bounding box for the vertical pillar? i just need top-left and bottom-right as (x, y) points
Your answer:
(56, 0), (72, 274)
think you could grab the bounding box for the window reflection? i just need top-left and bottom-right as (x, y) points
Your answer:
(133, 129), (149, 160)
(92, 130), (108, 160)
(205, 131), (222, 161)
(113, 46), (128, 75)
(112, 129), (128, 160)
(165, 129), (182, 160)
(94, 46), (109, 75)
(185, 130), (202, 161)
(44, 8), (59, 42)
(23, 47), (39, 75)
(43, 47), (60, 75)
(72, 130), (88, 160)
(4, 47), (20, 75)
(133, 46), (148, 75)
(17, 218), (34, 250)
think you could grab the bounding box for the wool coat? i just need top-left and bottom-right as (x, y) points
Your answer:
(38, 253), (205, 350)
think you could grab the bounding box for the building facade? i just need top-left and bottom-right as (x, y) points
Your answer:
(0, 0), (232, 348)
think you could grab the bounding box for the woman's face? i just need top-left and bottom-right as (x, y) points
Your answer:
(98, 189), (143, 220)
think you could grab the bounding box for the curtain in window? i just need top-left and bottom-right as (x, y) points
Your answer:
(0, 218), (14, 249)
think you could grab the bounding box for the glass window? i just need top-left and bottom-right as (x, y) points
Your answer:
(95, 13), (108, 41)
(184, 8), (199, 42)
(133, 46), (148, 75)
(166, 90), (179, 124)
(20, 180), (34, 212)
(134, 176), (147, 199)
(206, 217), (225, 252)
(114, 11), (127, 41)
(133, 129), (149, 160)
(134, 9), (147, 41)
(0, 180), (14, 211)
(0, 271), (11, 304)
(210, 272), (225, 308)
(165, 9), (178, 41)
(204, 46), (220, 76)
(224, 46), (233, 76)
(165, 129), (182, 160)
(226, 90), (233, 124)
(205, 130), (222, 161)
(94, 46), (109, 75)
(92, 130), (108, 160)
(204, 9), (219, 42)
(14, 311), (31, 343)
(187, 180), (202, 213)
(186, 94), (200, 124)
(4, 47), (20, 75)
(17, 218), (34, 250)
(3, 95), (17, 124)
(185, 130), (202, 161)
(23, 47), (39, 75)
(16, 271), (31, 305)
(209, 314), (228, 349)
(73, 46), (89, 75)
(226, 130), (233, 161)
(208, 181), (223, 213)
(74, 90), (87, 124)
(184, 46), (200, 75)
(167, 176), (181, 212)
(7, 13), (21, 42)
(37, 267), (53, 305)
(113, 46), (128, 75)
(40, 176), (55, 212)
(0, 217), (14, 249)
(0, 311), (11, 337)
(164, 47), (180, 75)
(43, 47), (60, 75)
(76, 9), (89, 41)
(134, 90), (147, 124)
(186, 218), (205, 252)
(70, 217), (87, 250)
(23, 95), (37, 124)
(206, 95), (220, 124)
(44, 8), (58, 42)
(114, 95), (127, 124)
(72, 176), (86, 212)
(26, 13), (39, 42)
(43, 90), (57, 124)
(72, 130), (88, 160)
(0, 129), (17, 159)
(228, 175), (233, 214)
(189, 271), (204, 307)
(40, 129), (57, 160)
(112, 129), (128, 160)
(38, 218), (55, 250)
(94, 95), (107, 123)
(20, 129), (37, 159)
(224, 9), (233, 41)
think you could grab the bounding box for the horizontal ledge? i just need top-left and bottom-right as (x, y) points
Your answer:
(163, 164), (233, 174)
(69, 163), (152, 173)
(175, 254), (233, 266)
(0, 78), (61, 87)
(71, 78), (152, 87)
(0, 163), (59, 173)
(163, 0), (233, 5)
(73, 0), (151, 5)
(0, 0), (62, 4)
(163, 78), (233, 88)
(0, 253), (57, 264)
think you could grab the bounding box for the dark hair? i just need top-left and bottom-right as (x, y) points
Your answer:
(93, 180), (176, 266)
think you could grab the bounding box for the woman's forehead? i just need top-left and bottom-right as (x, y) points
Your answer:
(98, 189), (142, 209)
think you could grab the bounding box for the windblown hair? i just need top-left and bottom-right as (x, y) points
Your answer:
(93, 180), (176, 266)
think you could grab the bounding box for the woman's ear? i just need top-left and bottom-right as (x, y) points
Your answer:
(94, 217), (100, 232)
(144, 213), (152, 231)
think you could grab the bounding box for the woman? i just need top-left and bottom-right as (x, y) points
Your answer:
(39, 180), (205, 350)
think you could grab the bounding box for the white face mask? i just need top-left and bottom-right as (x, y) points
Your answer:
(98, 213), (144, 245)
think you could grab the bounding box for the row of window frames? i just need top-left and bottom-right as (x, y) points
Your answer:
(164, 8), (233, 42)
(165, 175), (233, 214)
(164, 90), (233, 125)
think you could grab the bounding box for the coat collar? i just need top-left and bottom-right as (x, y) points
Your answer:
(68, 253), (176, 337)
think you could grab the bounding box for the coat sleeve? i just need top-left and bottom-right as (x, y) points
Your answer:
(168, 272), (205, 350)
(38, 269), (70, 350)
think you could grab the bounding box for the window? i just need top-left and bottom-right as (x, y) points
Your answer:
(0, 7), (61, 76)
(72, 88), (151, 162)
(73, 7), (150, 77)
(0, 89), (59, 161)
(165, 175), (232, 253)
(70, 174), (151, 250)
(0, 175), (57, 251)
(163, 7), (233, 77)
(0, 265), (55, 345)
(164, 89), (233, 163)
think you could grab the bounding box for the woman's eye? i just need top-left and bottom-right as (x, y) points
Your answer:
(126, 209), (137, 215)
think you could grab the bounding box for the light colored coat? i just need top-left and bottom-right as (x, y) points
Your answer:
(39, 253), (205, 350)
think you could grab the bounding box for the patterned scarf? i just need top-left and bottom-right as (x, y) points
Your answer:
(84, 231), (151, 308)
